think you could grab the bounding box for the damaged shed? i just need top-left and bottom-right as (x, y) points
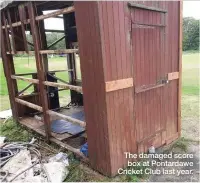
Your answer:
(1, 1), (182, 176)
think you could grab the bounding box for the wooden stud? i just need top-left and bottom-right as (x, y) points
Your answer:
(35, 6), (75, 21)
(1, 23), (19, 120)
(7, 51), (35, 55)
(2, 11), (12, 52)
(105, 78), (133, 92)
(11, 75), (39, 84)
(2, 6), (75, 29)
(28, 2), (51, 141)
(15, 98), (43, 112)
(39, 49), (78, 54)
(43, 81), (83, 93)
(6, 10), (16, 53)
(18, 4), (29, 53)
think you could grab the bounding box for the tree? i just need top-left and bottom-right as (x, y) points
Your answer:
(183, 17), (199, 51)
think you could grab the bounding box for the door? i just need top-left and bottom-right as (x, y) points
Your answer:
(130, 2), (179, 153)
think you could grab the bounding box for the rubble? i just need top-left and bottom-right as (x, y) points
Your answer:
(0, 138), (69, 182)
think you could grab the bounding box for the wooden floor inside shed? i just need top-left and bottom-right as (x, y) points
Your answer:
(19, 106), (86, 143)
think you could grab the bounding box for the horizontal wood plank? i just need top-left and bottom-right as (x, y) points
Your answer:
(128, 2), (167, 13)
(168, 72), (179, 80)
(105, 78), (133, 92)
(15, 98), (43, 112)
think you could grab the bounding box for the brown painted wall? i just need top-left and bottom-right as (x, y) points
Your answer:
(75, 1), (181, 176)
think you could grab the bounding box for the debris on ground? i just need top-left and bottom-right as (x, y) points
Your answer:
(0, 109), (12, 119)
(0, 138), (69, 182)
(80, 143), (88, 157)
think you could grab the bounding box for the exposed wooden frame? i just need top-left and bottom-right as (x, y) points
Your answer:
(6, 10), (16, 53)
(28, 2), (51, 141)
(11, 75), (39, 84)
(18, 4), (29, 53)
(128, 2), (167, 13)
(2, 6), (75, 29)
(35, 6), (75, 21)
(105, 78), (133, 92)
(1, 23), (19, 120)
(47, 110), (86, 127)
(7, 51), (35, 55)
(178, 1), (183, 137)
(15, 98), (43, 112)
(39, 49), (78, 54)
(14, 70), (71, 76)
(2, 12), (12, 52)
(43, 81), (83, 93)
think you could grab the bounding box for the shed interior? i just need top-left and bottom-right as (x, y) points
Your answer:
(1, 1), (88, 159)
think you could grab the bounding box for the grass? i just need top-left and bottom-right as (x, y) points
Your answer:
(182, 52), (199, 96)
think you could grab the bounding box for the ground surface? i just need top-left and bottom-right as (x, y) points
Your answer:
(0, 52), (199, 182)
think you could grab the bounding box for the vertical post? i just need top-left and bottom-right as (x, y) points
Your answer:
(1, 11), (19, 120)
(37, 9), (48, 72)
(178, 1), (183, 137)
(27, 2), (51, 141)
(18, 4), (29, 53)
(6, 9), (16, 54)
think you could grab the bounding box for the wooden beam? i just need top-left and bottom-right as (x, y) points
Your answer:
(128, 2), (167, 13)
(15, 98), (43, 112)
(37, 9), (49, 72)
(35, 6), (75, 21)
(18, 4), (29, 53)
(47, 35), (66, 49)
(1, 23), (19, 120)
(28, 2), (51, 141)
(43, 81), (83, 93)
(18, 83), (34, 96)
(178, 1), (183, 137)
(1, 6), (74, 29)
(6, 10), (16, 53)
(47, 110), (86, 127)
(2, 11), (12, 52)
(39, 49), (78, 54)
(7, 51), (35, 55)
(105, 78), (133, 92)
(11, 75), (39, 84)
(167, 72), (179, 81)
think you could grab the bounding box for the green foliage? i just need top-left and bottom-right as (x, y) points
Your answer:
(183, 17), (199, 51)
(0, 119), (32, 141)
(26, 33), (66, 51)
